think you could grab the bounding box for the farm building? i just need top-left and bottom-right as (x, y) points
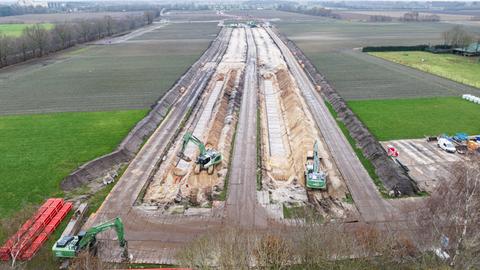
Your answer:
(453, 42), (480, 56)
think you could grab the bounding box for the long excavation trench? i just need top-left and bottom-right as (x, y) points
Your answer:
(142, 28), (247, 213)
(140, 26), (354, 219)
(253, 27), (354, 219)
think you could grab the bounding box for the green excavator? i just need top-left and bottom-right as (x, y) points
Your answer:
(305, 140), (327, 190)
(52, 217), (127, 259)
(177, 132), (222, 175)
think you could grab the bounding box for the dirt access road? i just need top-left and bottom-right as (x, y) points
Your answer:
(93, 21), (167, 45)
(225, 28), (268, 228)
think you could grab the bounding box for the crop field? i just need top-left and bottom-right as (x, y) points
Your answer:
(348, 97), (480, 140)
(370, 51), (480, 88)
(0, 23), (53, 37)
(0, 22), (219, 115)
(0, 110), (147, 217)
(0, 12), (143, 24)
(308, 50), (480, 99)
(276, 20), (480, 100)
(277, 20), (466, 52)
(336, 10), (474, 22)
(228, 9), (321, 21)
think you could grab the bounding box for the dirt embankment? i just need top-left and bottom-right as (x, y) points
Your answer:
(273, 27), (418, 195)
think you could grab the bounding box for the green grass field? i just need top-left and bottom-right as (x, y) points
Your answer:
(348, 97), (480, 141)
(0, 23), (54, 37)
(370, 51), (480, 88)
(0, 110), (147, 217)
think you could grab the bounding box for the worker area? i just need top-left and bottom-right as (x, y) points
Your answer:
(382, 133), (480, 193)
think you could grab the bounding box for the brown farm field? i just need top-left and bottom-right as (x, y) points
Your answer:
(0, 22), (219, 115)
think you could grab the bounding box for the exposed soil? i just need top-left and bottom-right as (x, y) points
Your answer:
(141, 28), (247, 213)
(254, 27), (354, 219)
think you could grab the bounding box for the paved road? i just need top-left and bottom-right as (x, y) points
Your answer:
(225, 28), (268, 228)
(265, 27), (401, 223)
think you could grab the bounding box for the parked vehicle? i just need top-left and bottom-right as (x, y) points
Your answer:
(438, 138), (456, 153)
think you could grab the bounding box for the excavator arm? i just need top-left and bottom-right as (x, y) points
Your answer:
(177, 132), (206, 161)
(313, 141), (319, 173)
(78, 217), (126, 251)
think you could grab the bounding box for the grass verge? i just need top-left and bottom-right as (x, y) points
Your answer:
(324, 101), (388, 197)
(348, 97), (480, 141)
(0, 109), (148, 217)
(370, 51), (480, 89)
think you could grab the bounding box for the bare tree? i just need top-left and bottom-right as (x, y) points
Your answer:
(53, 22), (74, 49)
(442, 25), (474, 47)
(23, 24), (50, 57)
(15, 34), (29, 61)
(0, 34), (13, 67)
(104, 16), (115, 36)
(78, 20), (92, 43)
(144, 11), (155, 25)
(93, 19), (106, 40)
(416, 157), (480, 269)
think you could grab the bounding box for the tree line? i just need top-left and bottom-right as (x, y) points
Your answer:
(277, 4), (341, 19)
(0, 11), (159, 68)
(442, 25), (480, 48)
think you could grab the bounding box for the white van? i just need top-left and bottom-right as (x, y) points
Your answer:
(438, 138), (456, 153)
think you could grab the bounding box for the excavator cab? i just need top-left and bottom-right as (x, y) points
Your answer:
(178, 132), (223, 175)
(53, 217), (127, 259)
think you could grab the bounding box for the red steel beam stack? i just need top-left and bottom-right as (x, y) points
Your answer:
(0, 198), (72, 261)
(21, 202), (72, 260)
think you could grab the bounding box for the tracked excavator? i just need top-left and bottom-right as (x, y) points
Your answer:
(52, 217), (128, 260)
(177, 132), (222, 175)
(305, 140), (327, 190)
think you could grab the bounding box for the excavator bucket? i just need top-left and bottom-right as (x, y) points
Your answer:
(177, 152), (192, 162)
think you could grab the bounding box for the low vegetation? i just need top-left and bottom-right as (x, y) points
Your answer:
(0, 110), (147, 217)
(370, 51), (480, 88)
(348, 97), (480, 141)
(324, 101), (387, 196)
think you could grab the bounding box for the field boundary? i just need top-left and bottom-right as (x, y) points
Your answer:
(61, 27), (222, 190)
(274, 27), (419, 195)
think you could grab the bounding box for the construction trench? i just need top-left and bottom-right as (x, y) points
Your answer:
(253, 27), (354, 220)
(78, 25), (382, 264)
(135, 26), (354, 219)
(142, 27), (247, 213)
